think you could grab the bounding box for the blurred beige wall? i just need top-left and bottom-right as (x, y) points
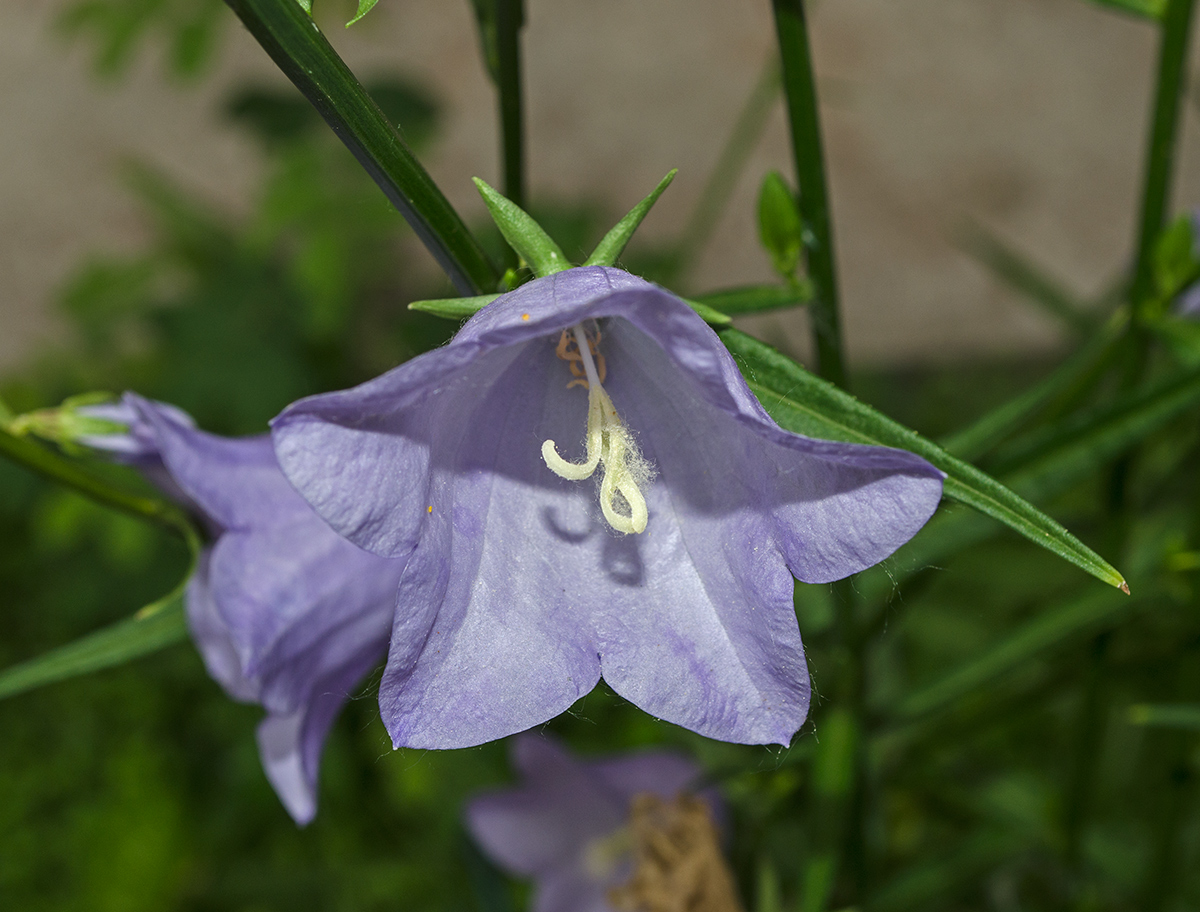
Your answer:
(2, 0), (1197, 371)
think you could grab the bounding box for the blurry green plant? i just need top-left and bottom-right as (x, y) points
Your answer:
(5, 0), (1200, 910)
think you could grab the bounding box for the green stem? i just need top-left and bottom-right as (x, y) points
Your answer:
(0, 428), (198, 547)
(494, 0), (526, 210)
(677, 55), (781, 274)
(1130, 0), (1196, 310)
(223, 0), (499, 295)
(770, 0), (846, 388)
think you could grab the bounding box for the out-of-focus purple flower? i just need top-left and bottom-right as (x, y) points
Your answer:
(465, 733), (715, 912)
(88, 394), (405, 825)
(272, 266), (945, 751)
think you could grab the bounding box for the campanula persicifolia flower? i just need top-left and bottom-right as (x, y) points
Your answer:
(465, 733), (741, 912)
(272, 266), (944, 751)
(87, 394), (404, 824)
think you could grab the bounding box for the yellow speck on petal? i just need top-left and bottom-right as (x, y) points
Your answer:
(521, 313), (530, 321)
(427, 505), (433, 513)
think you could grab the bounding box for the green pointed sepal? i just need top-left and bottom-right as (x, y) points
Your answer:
(408, 294), (501, 320)
(584, 169), (677, 268)
(473, 178), (570, 278)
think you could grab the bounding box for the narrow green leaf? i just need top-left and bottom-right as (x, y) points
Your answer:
(408, 293), (500, 319)
(721, 329), (1127, 591)
(295, 0), (312, 14)
(691, 282), (813, 316)
(961, 223), (1095, 334)
(223, 0), (499, 295)
(1129, 703), (1200, 730)
(473, 177), (569, 277)
(346, 0), (379, 26)
(939, 311), (1126, 461)
(757, 170), (804, 278)
(584, 169), (677, 268)
(0, 591), (188, 701)
(859, 360), (1200, 603)
(1088, 0), (1167, 20)
(894, 588), (1131, 721)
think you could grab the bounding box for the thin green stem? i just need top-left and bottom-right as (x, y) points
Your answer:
(223, 0), (499, 295)
(677, 55), (781, 273)
(494, 0), (526, 210)
(0, 428), (198, 548)
(1130, 0), (1196, 311)
(770, 0), (846, 387)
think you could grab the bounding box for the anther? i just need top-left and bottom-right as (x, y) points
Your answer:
(541, 323), (650, 534)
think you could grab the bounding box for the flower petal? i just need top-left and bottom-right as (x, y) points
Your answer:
(125, 394), (306, 531)
(378, 351), (606, 749)
(255, 636), (384, 826)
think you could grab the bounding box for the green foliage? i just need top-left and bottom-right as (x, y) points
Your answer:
(9, 0), (1200, 909)
(757, 171), (805, 281)
(58, 0), (227, 78)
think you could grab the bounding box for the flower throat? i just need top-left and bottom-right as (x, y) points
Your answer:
(541, 324), (651, 534)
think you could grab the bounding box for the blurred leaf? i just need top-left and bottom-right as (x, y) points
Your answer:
(691, 282), (813, 316)
(58, 0), (226, 78)
(467, 0), (500, 83)
(757, 171), (805, 280)
(1150, 214), (1200, 316)
(1087, 0), (1167, 19)
(460, 834), (518, 912)
(474, 178), (569, 277)
(869, 832), (1021, 912)
(988, 361), (1200, 485)
(584, 170), (677, 269)
(1129, 703), (1200, 730)
(894, 588), (1132, 721)
(939, 311), (1127, 461)
(721, 329), (1127, 591)
(346, 0), (379, 26)
(961, 222), (1095, 335)
(0, 590), (187, 701)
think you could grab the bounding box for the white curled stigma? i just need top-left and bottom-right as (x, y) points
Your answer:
(541, 324), (651, 534)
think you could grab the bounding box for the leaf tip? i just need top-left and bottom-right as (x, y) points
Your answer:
(1119, 580), (1131, 596)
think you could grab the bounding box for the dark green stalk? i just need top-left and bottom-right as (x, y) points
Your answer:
(770, 0), (846, 387)
(494, 0), (526, 209)
(803, 578), (867, 910)
(677, 55), (781, 272)
(1142, 731), (1194, 911)
(1063, 632), (1111, 865)
(0, 428), (197, 546)
(1130, 0), (1197, 311)
(223, 0), (499, 295)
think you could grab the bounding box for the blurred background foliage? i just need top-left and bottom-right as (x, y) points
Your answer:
(3, 1), (1200, 911)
